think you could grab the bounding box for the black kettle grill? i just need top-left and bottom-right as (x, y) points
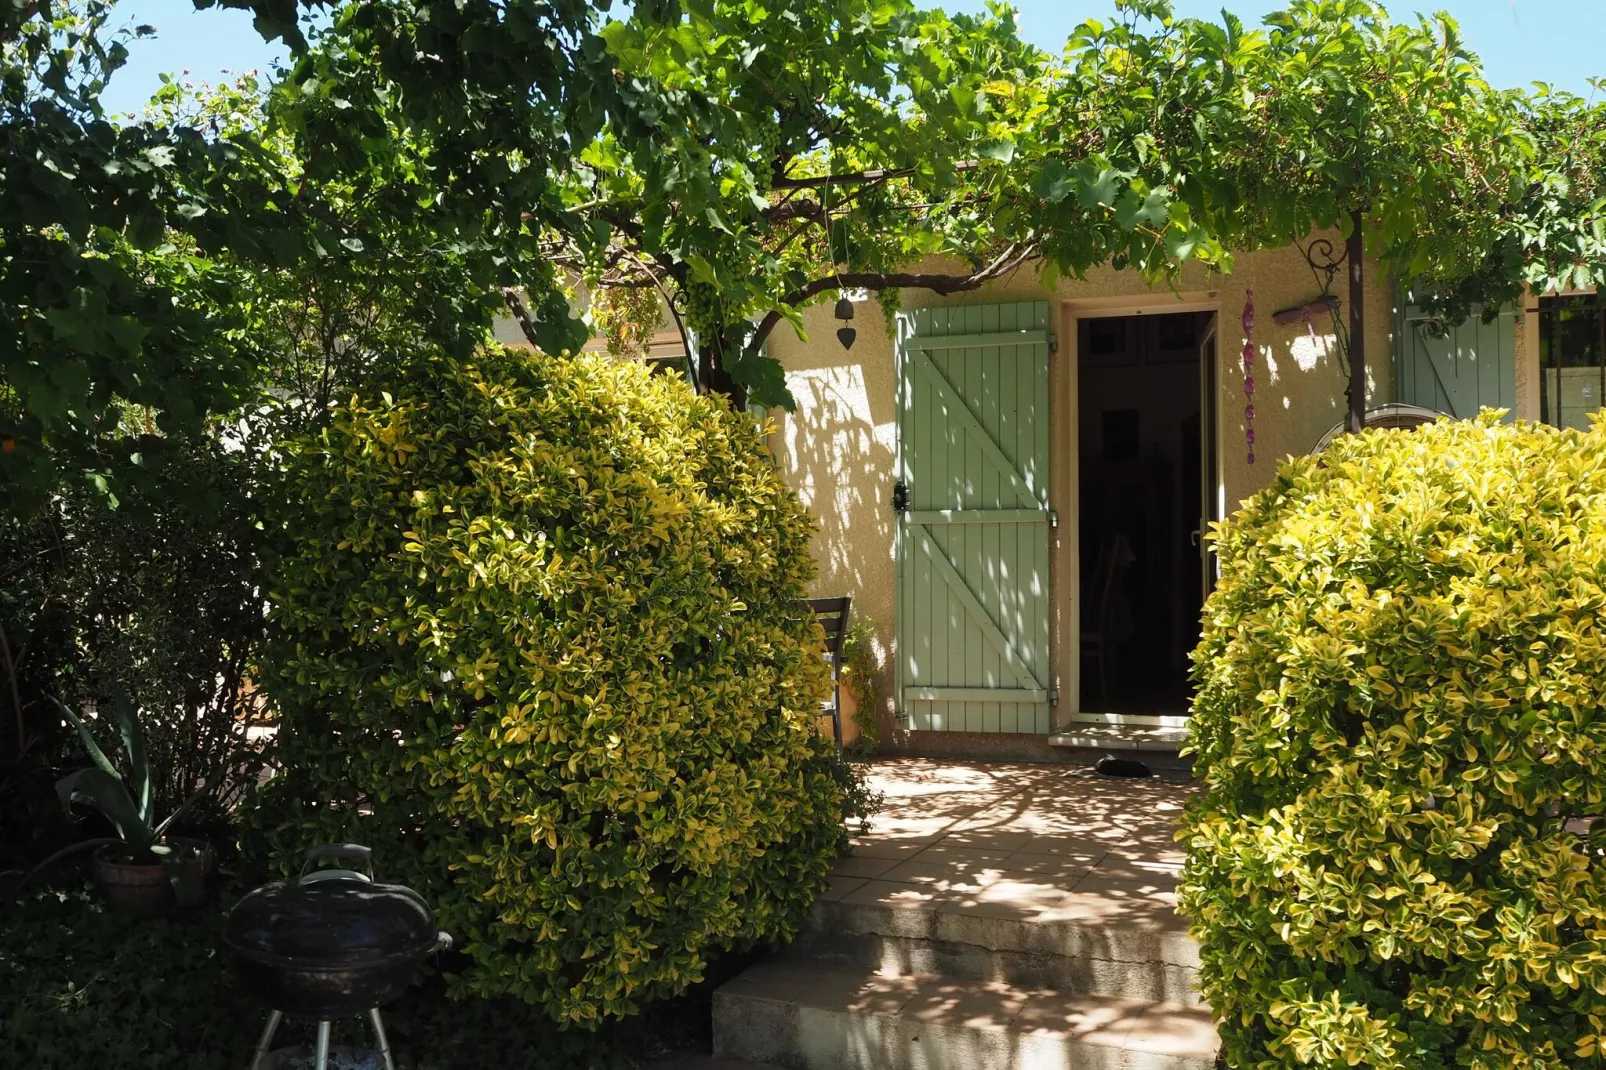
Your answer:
(225, 844), (452, 1070)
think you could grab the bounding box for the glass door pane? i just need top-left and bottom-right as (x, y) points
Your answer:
(1539, 295), (1606, 431)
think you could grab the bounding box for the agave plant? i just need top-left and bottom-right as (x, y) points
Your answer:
(15, 693), (222, 891)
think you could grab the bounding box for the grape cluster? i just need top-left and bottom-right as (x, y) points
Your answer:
(750, 115), (787, 191)
(679, 278), (729, 342)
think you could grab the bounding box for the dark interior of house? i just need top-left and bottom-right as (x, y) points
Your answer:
(1077, 310), (1212, 714)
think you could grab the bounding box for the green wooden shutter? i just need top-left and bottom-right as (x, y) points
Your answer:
(895, 302), (1053, 734)
(1396, 298), (1517, 420)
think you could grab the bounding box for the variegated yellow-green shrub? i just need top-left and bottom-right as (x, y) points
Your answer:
(1181, 413), (1606, 1070)
(249, 346), (845, 1024)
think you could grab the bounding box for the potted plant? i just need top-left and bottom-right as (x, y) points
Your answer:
(20, 693), (220, 916)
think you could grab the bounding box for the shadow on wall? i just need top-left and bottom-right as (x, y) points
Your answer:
(774, 326), (897, 729)
(1255, 326), (1380, 446)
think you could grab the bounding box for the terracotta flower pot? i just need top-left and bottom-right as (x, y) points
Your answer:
(92, 846), (173, 918)
(92, 839), (216, 917)
(839, 680), (862, 747)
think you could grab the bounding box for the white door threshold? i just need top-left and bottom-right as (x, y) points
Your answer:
(1048, 720), (1191, 753)
(1067, 711), (1191, 729)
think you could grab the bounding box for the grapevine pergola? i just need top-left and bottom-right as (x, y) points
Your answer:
(6, 0), (1606, 508)
(518, 1), (1603, 418)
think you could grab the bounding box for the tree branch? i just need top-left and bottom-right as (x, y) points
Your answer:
(770, 159), (981, 191)
(0, 622), (29, 767)
(501, 287), (542, 348)
(742, 240), (1040, 364)
(0, 2), (42, 45)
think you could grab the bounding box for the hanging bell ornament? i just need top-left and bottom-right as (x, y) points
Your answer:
(837, 327), (858, 350)
(834, 296), (855, 321)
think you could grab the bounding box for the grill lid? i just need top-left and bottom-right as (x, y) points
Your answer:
(224, 844), (440, 968)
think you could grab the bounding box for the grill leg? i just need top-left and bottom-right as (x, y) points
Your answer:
(248, 1009), (283, 1070)
(367, 1007), (397, 1070)
(313, 1020), (332, 1070)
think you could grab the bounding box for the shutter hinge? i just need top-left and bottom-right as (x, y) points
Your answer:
(1049, 688), (1060, 707)
(1049, 509), (1059, 530)
(892, 481), (909, 513)
(1047, 331), (1058, 353)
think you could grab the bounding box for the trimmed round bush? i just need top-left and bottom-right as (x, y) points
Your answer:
(252, 346), (844, 1024)
(1182, 414), (1606, 1070)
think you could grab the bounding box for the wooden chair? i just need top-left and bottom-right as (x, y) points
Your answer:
(1080, 534), (1134, 705)
(807, 596), (852, 748)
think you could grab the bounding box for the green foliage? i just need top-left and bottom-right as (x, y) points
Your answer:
(1181, 413), (1606, 1069)
(11, 0), (1606, 477)
(0, 5), (524, 511)
(578, 0), (1056, 406)
(252, 345), (848, 1025)
(549, 0), (1603, 404)
(827, 749), (884, 838)
(590, 284), (665, 362)
(0, 4), (303, 511)
(0, 434), (266, 867)
(0, 886), (260, 1070)
(13, 0), (1606, 451)
(840, 617), (882, 751)
(253, 0), (612, 359)
(0, 881), (700, 1069)
(38, 693), (222, 876)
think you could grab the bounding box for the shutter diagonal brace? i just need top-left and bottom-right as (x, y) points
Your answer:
(909, 345), (1044, 509)
(1414, 318), (1467, 419)
(914, 524), (1043, 691)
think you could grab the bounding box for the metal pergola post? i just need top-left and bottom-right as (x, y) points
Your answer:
(1347, 210), (1366, 433)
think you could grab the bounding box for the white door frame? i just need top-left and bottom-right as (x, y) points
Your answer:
(1057, 293), (1223, 723)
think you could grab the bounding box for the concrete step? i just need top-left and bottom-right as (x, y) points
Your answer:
(712, 962), (1217, 1070)
(790, 890), (1200, 1006)
(804, 846), (1201, 1006)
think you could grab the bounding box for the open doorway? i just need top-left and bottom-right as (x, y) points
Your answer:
(1077, 310), (1215, 714)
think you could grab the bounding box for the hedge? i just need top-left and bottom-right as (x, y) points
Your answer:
(1182, 413), (1606, 1069)
(251, 346), (846, 1025)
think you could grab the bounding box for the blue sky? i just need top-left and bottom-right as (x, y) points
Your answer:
(101, 0), (1601, 116)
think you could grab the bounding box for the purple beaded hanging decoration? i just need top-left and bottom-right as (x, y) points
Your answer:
(1242, 290), (1256, 465)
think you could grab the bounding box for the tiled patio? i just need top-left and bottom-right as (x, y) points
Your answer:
(706, 758), (1212, 1070)
(825, 758), (1194, 931)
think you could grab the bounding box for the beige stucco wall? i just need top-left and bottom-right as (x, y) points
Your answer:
(767, 234), (1395, 728)
(1515, 296), (1539, 422)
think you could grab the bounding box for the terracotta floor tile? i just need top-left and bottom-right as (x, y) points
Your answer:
(839, 878), (957, 911)
(849, 838), (933, 861)
(1093, 853), (1185, 882)
(940, 878), (1079, 921)
(910, 842), (1016, 866)
(1054, 877), (1187, 930)
(839, 757), (1199, 938)
(830, 853), (904, 879)
(818, 874), (869, 901)
(879, 858), (1007, 892)
(1012, 834), (1118, 862)
(997, 852), (1097, 887)
(938, 828), (1035, 851)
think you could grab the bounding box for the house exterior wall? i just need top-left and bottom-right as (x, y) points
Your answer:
(1516, 297), (1540, 422)
(766, 235), (1395, 733)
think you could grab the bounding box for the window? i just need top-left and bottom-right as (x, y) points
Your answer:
(1540, 294), (1606, 430)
